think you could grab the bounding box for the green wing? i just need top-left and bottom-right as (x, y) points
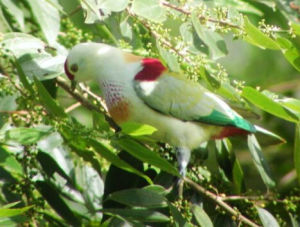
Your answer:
(133, 73), (255, 133)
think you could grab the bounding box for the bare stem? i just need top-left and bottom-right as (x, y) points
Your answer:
(161, 1), (241, 29)
(184, 177), (261, 227)
(56, 77), (120, 131)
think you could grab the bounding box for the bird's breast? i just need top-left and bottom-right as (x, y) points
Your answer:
(102, 81), (131, 123)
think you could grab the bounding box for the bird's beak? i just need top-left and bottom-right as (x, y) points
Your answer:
(64, 60), (75, 80)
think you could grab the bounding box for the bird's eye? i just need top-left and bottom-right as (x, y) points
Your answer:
(70, 64), (78, 73)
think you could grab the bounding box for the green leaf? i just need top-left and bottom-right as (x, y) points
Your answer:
(108, 188), (167, 208)
(116, 137), (179, 176)
(131, 0), (167, 23)
(26, 0), (60, 45)
(168, 202), (191, 227)
(121, 122), (157, 137)
(0, 33), (44, 57)
(192, 205), (213, 227)
(0, 206), (32, 218)
(191, 11), (228, 60)
(291, 23), (300, 36)
(89, 139), (153, 184)
(242, 87), (299, 123)
(35, 181), (81, 226)
(18, 53), (65, 81)
(1, 0), (25, 31)
(34, 77), (67, 118)
(14, 59), (34, 94)
(294, 124), (300, 184)
(256, 207), (280, 227)
(92, 111), (110, 132)
(102, 208), (169, 222)
(81, 0), (129, 23)
(243, 16), (280, 50)
(254, 125), (286, 144)
(247, 134), (275, 188)
(157, 43), (181, 72)
(5, 126), (52, 145)
(276, 37), (300, 72)
(0, 95), (17, 111)
(0, 146), (23, 176)
(0, 7), (11, 32)
(279, 97), (300, 113)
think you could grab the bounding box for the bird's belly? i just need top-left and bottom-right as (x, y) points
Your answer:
(127, 96), (219, 149)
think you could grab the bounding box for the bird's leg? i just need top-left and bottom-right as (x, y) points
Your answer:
(176, 147), (191, 196)
(71, 80), (77, 91)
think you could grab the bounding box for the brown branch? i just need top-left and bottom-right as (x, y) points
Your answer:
(161, 1), (241, 29)
(184, 177), (261, 227)
(56, 76), (120, 131)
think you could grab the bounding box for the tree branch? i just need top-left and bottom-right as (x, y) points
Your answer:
(56, 76), (120, 131)
(184, 177), (261, 227)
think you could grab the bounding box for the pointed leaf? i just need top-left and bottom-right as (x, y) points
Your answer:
(5, 127), (52, 145)
(243, 17), (280, 50)
(192, 205), (213, 227)
(131, 0), (167, 23)
(192, 11), (228, 60)
(247, 134), (275, 188)
(27, 0), (60, 45)
(168, 202), (191, 227)
(102, 208), (169, 222)
(256, 207), (280, 227)
(242, 87), (299, 123)
(294, 124), (300, 184)
(108, 188), (167, 208)
(116, 137), (179, 176)
(0, 206), (32, 218)
(1, 0), (25, 31)
(89, 139), (153, 184)
(34, 77), (67, 118)
(121, 122), (157, 137)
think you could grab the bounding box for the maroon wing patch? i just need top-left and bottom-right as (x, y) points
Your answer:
(135, 58), (166, 81)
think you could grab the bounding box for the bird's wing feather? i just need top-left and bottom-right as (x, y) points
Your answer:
(133, 72), (255, 132)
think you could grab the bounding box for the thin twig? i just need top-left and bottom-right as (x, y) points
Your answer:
(78, 83), (108, 112)
(161, 1), (241, 29)
(65, 102), (81, 113)
(56, 76), (120, 131)
(184, 177), (261, 227)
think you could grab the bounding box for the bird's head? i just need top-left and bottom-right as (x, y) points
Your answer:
(64, 42), (126, 82)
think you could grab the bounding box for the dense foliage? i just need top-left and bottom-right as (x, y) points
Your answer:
(1, 0), (300, 226)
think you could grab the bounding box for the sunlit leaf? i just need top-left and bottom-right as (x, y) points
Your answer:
(131, 0), (167, 23)
(0, 206), (32, 218)
(256, 207), (280, 227)
(5, 126), (52, 145)
(1, 0), (25, 31)
(0, 33), (44, 57)
(192, 11), (228, 60)
(81, 0), (129, 23)
(116, 137), (179, 176)
(243, 16), (280, 50)
(242, 87), (299, 123)
(108, 188), (167, 208)
(192, 205), (213, 227)
(27, 0), (60, 45)
(276, 37), (300, 72)
(0, 146), (23, 176)
(121, 122), (157, 137)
